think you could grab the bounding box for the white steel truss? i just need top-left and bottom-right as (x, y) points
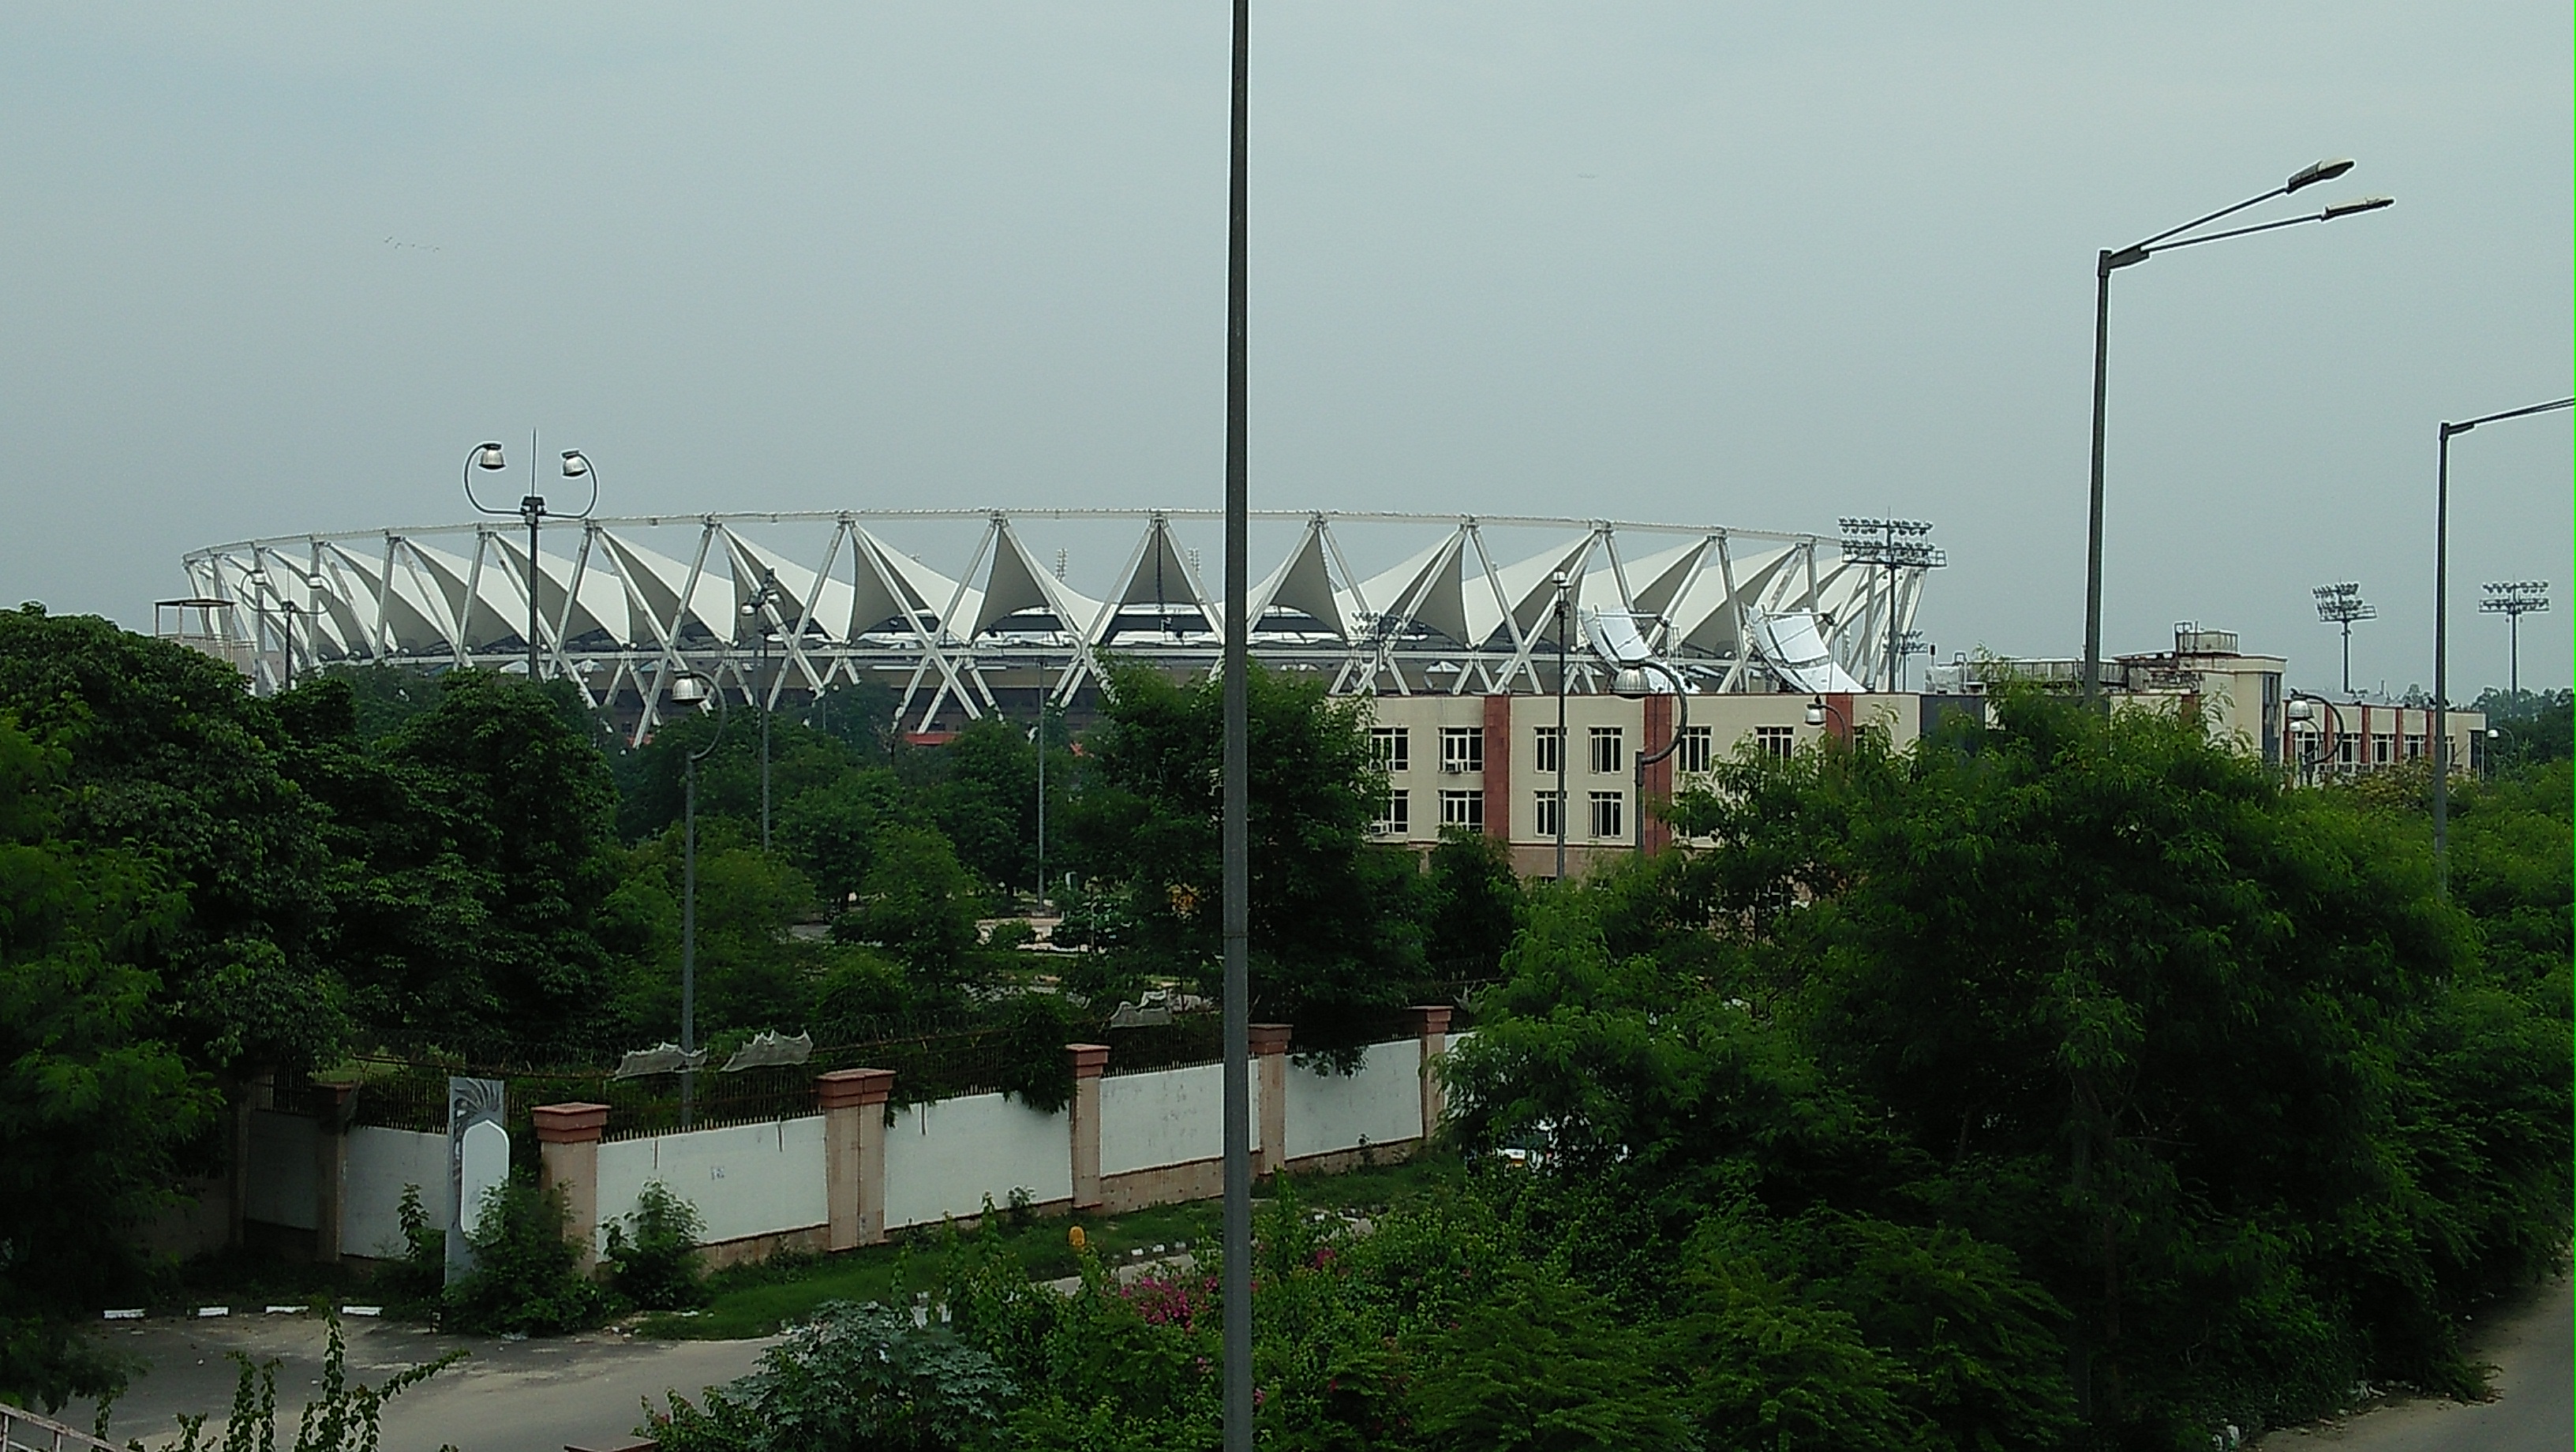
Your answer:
(182, 510), (1926, 738)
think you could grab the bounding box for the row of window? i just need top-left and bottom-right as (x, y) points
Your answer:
(1370, 724), (1770, 777)
(1373, 789), (1626, 840)
(2327, 732), (2428, 765)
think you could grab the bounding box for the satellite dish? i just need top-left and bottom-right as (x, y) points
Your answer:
(1578, 607), (1656, 667)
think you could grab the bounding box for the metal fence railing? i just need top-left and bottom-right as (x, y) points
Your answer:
(1, 1402), (121, 1452)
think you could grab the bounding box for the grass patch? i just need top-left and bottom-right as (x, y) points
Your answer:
(639, 1149), (1464, 1341)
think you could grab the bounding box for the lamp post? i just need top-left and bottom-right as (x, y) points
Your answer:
(2284, 693), (2348, 787)
(1804, 694), (1852, 739)
(2480, 581), (2549, 698)
(1032, 655), (1051, 915)
(2081, 160), (2391, 708)
(2432, 398), (2574, 894)
(1623, 661), (1690, 855)
(242, 568), (323, 692)
(2312, 583), (2375, 694)
(1552, 571), (1571, 881)
(1217, 2), (1252, 1445)
(463, 435), (599, 683)
(668, 670), (728, 1128)
(740, 569), (786, 852)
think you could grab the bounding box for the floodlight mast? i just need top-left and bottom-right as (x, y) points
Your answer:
(2479, 581), (2551, 698)
(1839, 518), (1943, 691)
(2082, 160), (2389, 710)
(2312, 582), (2376, 694)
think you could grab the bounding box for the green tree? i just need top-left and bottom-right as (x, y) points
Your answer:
(1066, 662), (1427, 1045)
(0, 716), (214, 1410)
(0, 607), (346, 1077)
(837, 825), (985, 1002)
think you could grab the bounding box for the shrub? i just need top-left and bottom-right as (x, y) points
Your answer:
(370, 1184), (447, 1316)
(442, 1172), (612, 1336)
(646, 1300), (1016, 1452)
(605, 1180), (709, 1311)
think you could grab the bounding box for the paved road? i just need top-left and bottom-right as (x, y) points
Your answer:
(69, 1315), (773, 1452)
(2263, 1275), (2571, 1451)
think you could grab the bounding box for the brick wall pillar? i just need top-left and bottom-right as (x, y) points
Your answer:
(1404, 1005), (1455, 1141)
(1249, 1024), (1292, 1174)
(1482, 694), (1513, 841)
(1642, 694), (1674, 856)
(533, 1102), (610, 1274)
(1067, 1044), (1110, 1210)
(820, 1068), (896, 1250)
(313, 1082), (358, 1263)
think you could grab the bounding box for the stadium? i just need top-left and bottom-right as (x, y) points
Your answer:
(174, 509), (1932, 741)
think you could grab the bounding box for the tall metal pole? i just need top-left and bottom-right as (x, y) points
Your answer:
(526, 427), (542, 683)
(758, 629), (773, 851)
(682, 751), (698, 1128)
(1035, 657), (1048, 914)
(1219, 0), (1253, 1444)
(1554, 582), (1569, 879)
(2431, 396), (2575, 896)
(2432, 422), (2455, 896)
(2081, 260), (2113, 709)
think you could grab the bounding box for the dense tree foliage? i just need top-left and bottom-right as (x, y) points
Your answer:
(1065, 661), (1434, 1043)
(0, 715), (214, 1409)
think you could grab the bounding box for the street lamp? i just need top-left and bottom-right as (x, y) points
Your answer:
(2283, 693), (2349, 787)
(2081, 160), (2392, 707)
(2312, 583), (2375, 695)
(739, 569), (788, 852)
(1804, 694), (1852, 738)
(463, 435), (600, 683)
(242, 567), (327, 692)
(2480, 581), (2549, 699)
(1551, 570), (1571, 881)
(668, 669), (729, 1128)
(2432, 397), (2574, 893)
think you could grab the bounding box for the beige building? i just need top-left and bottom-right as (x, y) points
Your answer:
(1358, 690), (1936, 878)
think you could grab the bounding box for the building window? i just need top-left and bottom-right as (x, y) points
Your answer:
(2336, 732), (2357, 766)
(1533, 726), (1562, 773)
(1375, 790), (1410, 836)
(1371, 726), (1409, 773)
(2372, 733), (2394, 765)
(2404, 733), (2425, 762)
(1440, 726), (1485, 773)
(1588, 790), (1623, 840)
(1589, 726), (1624, 774)
(1440, 789), (1485, 830)
(2469, 732), (2484, 772)
(1533, 790), (1563, 839)
(1676, 725), (1713, 774)
(1754, 725), (1795, 761)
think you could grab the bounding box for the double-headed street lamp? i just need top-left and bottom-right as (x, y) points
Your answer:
(2081, 160), (2392, 706)
(464, 435), (600, 683)
(668, 670), (729, 1128)
(2431, 397), (2574, 893)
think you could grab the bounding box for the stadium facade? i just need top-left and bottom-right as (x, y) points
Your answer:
(174, 509), (1925, 742)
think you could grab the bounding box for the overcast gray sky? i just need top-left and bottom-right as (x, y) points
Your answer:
(4, 2), (2567, 695)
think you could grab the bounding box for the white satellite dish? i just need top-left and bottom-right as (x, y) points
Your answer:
(1578, 608), (1657, 667)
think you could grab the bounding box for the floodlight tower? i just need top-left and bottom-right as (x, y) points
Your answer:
(2312, 582), (2375, 694)
(2480, 581), (2550, 698)
(1838, 518), (1945, 690)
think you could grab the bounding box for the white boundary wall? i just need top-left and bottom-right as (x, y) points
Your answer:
(1286, 1039), (1423, 1162)
(883, 1092), (1073, 1230)
(597, 1117), (829, 1246)
(1099, 1062), (1258, 1177)
(342, 1125), (447, 1258)
(242, 1034), (1440, 1256)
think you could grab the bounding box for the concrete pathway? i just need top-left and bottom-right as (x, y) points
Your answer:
(69, 1315), (774, 1452)
(2263, 1276), (2571, 1451)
